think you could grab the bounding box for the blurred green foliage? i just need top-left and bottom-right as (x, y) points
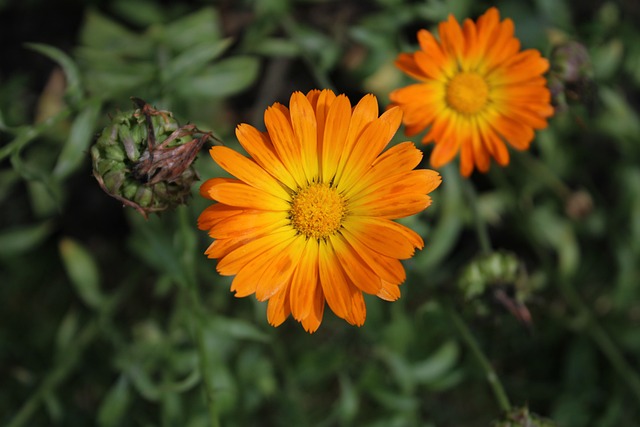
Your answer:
(1, 0), (640, 426)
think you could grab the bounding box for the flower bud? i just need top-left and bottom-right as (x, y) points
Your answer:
(549, 41), (594, 110)
(493, 406), (557, 427)
(91, 99), (218, 218)
(458, 251), (532, 327)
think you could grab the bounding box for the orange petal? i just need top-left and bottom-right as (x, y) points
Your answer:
(236, 124), (297, 190)
(290, 238), (320, 321)
(430, 135), (461, 168)
(300, 278), (325, 333)
(343, 234), (406, 284)
(377, 280), (401, 301)
(473, 137), (491, 174)
(209, 146), (290, 199)
(255, 236), (305, 301)
(228, 232), (297, 297)
(217, 228), (296, 276)
(289, 91), (319, 180)
(336, 94), (379, 176)
(349, 193), (433, 219)
(207, 181), (290, 211)
(331, 234), (382, 295)
(459, 138), (475, 177)
(314, 89), (337, 152)
(197, 203), (243, 231)
(267, 284), (291, 327)
(199, 177), (236, 200)
(350, 169), (441, 205)
(417, 29), (452, 76)
(264, 105), (306, 187)
(208, 210), (289, 240)
(480, 125), (510, 166)
(342, 217), (422, 259)
(205, 237), (247, 260)
(439, 14), (465, 63)
(321, 94), (352, 181)
(348, 142), (425, 196)
(491, 115), (535, 150)
(318, 240), (366, 326)
(337, 117), (391, 191)
(394, 53), (427, 81)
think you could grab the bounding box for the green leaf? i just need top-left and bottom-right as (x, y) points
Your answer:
(411, 341), (460, 384)
(110, 0), (165, 27)
(84, 71), (154, 99)
(175, 56), (259, 98)
(163, 7), (221, 52)
(80, 10), (149, 55)
(246, 38), (300, 57)
(164, 38), (233, 82)
(591, 39), (624, 80)
(413, 164), (464, 272)
(98, 375), (132, 427)
(338, 374), (359, 423)
(127, 364), (161, 401)
(0, 168), (20, 203)
(24, 43), (83, 105)
(59, 237), (104, 309)
(0, 221), (54, 257)
(53, 98), (101, 179)
(211, 316), (271, 343)
(55, 310), (80, 357)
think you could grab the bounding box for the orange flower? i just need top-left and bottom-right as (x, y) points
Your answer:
(390, 7), (554, 176)
(198, 90), (441, 332)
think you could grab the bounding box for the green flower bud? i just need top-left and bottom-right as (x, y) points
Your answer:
(549, 41), (594, 110)
(458, 251), (532, 326)
(493, 406), (557, 427)
(91, 98), (219, 218)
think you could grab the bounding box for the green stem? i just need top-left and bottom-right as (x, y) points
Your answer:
(559, 279), (640, 403)
(7, 321), (99, 427)
(177, 208), (220, 427)
(446, 305), (512, 413)
(462, 178), (492, 254)
(515, 151), (571, 200)
(0, 107), (72, 161)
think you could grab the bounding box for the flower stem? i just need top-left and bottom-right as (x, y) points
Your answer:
(462, 178), (492, 254)
(177, 208), (220, 427)
(455, 177), (509, 410)
(446, 304), (512, 413)
(515, 151), (571, 200)
(7, 321), (99, 427)
(559, 279), (640, 403)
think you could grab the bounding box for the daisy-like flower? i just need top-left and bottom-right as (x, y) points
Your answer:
(390, 7), (554, 176)
(198, 90), (441, 333)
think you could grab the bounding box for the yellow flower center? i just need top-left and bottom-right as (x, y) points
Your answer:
(290, 183), (345, 239)
(445, 72), (490, 114)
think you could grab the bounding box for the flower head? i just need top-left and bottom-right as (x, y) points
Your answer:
(91, 99), (215, 218)
(390, 8), (554, 176)
(198, 90), (441, 332)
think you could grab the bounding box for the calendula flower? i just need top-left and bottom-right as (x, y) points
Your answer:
(390, 7), (554, 176)
(198, 90), (441, 332)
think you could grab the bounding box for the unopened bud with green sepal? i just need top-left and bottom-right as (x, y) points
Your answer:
(458, 251), (533, 327)
(493, 406), (557, 427)
(91, 99), (219, 218)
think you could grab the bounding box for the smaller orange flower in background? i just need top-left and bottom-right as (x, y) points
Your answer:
(198, 90), (441, 333)
(390, 7), (554, 177)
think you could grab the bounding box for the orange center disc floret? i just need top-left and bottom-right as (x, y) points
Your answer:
(290, 183), (345, 239)
(445, 72), (490, 114)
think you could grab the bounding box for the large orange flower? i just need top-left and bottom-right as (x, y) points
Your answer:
(198, 90), (441, 332)
(390, 7), (554, 176)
